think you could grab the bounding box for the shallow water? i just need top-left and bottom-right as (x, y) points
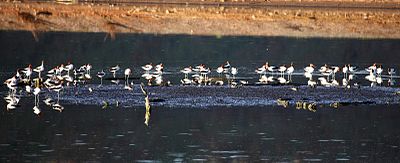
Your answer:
(1, 31), (400, 161)
(1, 101), (400, 162)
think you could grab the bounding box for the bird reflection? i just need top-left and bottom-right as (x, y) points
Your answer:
(140, 83), (151, 126)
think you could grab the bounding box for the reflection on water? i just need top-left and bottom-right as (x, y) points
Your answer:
(1, 31), (400, 161)
(1, 102), (400, 162)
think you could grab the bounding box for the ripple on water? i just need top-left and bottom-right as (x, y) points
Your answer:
(167, 152), (185, 158)
(192, 158), (207, 162)
(0, 144), (10, 147)
(261, 137), (275, 141)
(177, 133), (192, 136)
(336, 158), (350, 161)
(229, 155), (249, 159)
(136, 160), (162, 163)
(303, 158), (323, 162)
(186, 145), (201, 148)
(211, 150), (245, 154)
(72, 140), (87, 146)
(41, 149), (54, 153)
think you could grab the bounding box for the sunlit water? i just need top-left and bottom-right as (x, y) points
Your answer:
(1, 31), (400, 161)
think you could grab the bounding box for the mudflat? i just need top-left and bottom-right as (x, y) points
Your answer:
(1, 1), (400, 38)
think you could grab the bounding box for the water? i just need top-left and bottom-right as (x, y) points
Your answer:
(1, 31), (400, 161)
(1, 101), (400, 162)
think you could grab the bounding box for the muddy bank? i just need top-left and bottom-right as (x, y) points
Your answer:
(32, 84), (400, 108)
(1, 1), (400, 38)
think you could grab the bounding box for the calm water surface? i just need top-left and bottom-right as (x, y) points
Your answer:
(1, 31), (400, 162)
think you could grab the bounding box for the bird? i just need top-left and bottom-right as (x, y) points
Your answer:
(33, 60), (44, 79)
(223, 61), (231, 73)
(180, 66), (192, 79)
(367, 63), (377, 73)
(286, 63), (294, 81)
(231, 67), (238, 80)
(154, 63), (164, 73)
(388, 68), (396, 78)
(304, 64), (315, 73)
(331, 66), (340, 80)
(97, 70), (106, 86)
(124, 68), (132, 82)
(376, 65), (383, 76)
(64, 62), (74, 75)
(142, 63), (153, 73)
(33, 86), (41, 105)
(22, 64), (32, 80)
(342, 65), (349, 79)
(278, 65), (287, 77)
(216, 65), (224, 77)
(109, 65), (120, 78)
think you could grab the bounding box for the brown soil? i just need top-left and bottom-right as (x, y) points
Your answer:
(1, 1), (400, 38)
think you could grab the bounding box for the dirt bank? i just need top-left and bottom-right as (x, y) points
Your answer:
(1, 1), (400, 38)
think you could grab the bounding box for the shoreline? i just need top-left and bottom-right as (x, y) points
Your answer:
(1, 1), (400, 38)
(7, 84), (399, 109)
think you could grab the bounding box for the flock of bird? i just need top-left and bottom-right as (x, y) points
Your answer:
(3, 60), (397, 115)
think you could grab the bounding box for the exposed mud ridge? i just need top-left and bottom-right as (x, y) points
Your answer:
(1, 1), (400, 38)
(38, 84), (400, 108)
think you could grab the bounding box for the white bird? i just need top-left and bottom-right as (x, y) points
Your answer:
(376, 65), (383, 76)
(124, 68), (132, 81)
(331, 66), (340, 80)
(304, 64), (315, 73)
(217, 65), (224, 77)
(33, 86), (41, 105)
(388, 68), (396, 78)
(223, 61), (231, 73)
(22, 64), (33, 80)
(97, 70), (106, 86)
(342, 65), (349, 78)
(142, 63), (153, 73)
(154, 63), (164, 73)
(109, 65), (120, 78)
(278, 65), (287, 77)
(33, 61), (44, 79)
(180, 66), (192, 79)
(348, 64), (357, 73)
(367, 63), (377, 72)
(286, 63), (294, 81)
(231, 67), (238, 79)
(65, 62), (74, 75)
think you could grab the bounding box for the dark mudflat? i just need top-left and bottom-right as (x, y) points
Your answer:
(35, 84), (400, 108)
